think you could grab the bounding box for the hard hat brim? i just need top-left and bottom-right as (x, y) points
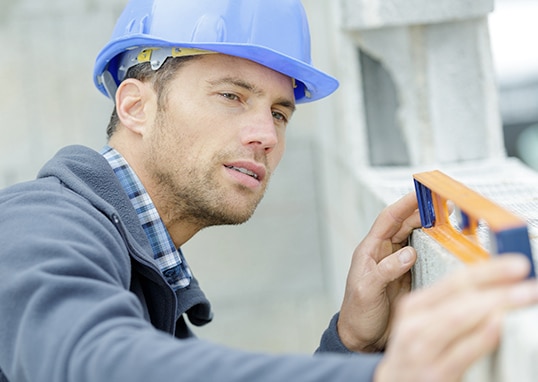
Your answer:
(94, 36), (339, 103)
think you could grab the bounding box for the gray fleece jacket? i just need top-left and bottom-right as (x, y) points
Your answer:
(0, 145), (382, 382)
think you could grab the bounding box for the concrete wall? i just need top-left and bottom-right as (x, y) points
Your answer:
(327, 0), (538, 381)
(0, 0), (121, 186)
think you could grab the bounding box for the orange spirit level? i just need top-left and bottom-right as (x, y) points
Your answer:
(413, 170), (535, 278)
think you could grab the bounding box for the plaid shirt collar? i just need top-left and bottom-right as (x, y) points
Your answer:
(101, 146), (192, 290)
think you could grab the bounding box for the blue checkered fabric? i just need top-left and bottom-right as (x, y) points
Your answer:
(101, 146), (192, 290)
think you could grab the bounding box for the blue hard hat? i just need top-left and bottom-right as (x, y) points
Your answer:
(93, 0), (339, 103)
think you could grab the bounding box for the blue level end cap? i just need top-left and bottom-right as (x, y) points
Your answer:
(414, 179), (436, 228)
(494, 226), (536, 278)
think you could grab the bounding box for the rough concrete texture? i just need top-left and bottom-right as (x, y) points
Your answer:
(410, 230), (464, 290)
(341, 0), (493, 29)
(344, 19), (504, 166)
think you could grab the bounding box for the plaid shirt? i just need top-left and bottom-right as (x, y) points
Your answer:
(101, 146), (192, 290)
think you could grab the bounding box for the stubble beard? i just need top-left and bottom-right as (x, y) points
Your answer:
(153, 163), (267, 229)
(146, 116), (269, 230)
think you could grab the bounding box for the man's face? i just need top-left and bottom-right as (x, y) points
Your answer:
(142, 54), (296, 229)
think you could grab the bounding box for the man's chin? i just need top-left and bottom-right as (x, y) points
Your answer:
(208, 208), (257, 227)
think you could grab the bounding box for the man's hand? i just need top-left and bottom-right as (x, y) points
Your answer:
(338, 192), (422, 352)
(375, 255), (538, 382)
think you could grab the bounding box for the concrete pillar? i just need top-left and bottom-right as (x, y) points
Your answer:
(315, 1), (538, 380)
(314, 0), (506, 302)
(340, 0), (503, 166)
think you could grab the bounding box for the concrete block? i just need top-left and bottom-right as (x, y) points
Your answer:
(345, 18), (503, 165)
(341, 0), (494, 30)
(410, 229), (464, 290)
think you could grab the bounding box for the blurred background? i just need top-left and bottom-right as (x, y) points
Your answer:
(489, 0), (538, 170)
(1, 0), (538, 355)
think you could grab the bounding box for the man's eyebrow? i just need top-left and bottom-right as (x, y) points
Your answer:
(276, 98), (296, 114)
(207, 77), (296, 113)
(207, 77), (259, 94)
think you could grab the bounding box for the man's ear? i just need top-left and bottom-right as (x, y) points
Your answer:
(115, 78), (154, 136)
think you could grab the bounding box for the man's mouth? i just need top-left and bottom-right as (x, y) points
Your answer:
(224, 165), (259, 180)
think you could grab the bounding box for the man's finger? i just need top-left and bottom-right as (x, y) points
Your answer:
(368, 192), (418, 241)
(437, 312), (501, 381)
(407, 255), (533, 308)
(390, 210), (422, 246)
(376, 247), (416, 283)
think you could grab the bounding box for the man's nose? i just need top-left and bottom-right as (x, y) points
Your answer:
(240, 109), (280, 153)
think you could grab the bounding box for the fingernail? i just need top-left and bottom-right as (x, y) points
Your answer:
(398, 249), (413, 265)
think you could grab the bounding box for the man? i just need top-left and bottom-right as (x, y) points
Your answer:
(0, 0), (536, 381)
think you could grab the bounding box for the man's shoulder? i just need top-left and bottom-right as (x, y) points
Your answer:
(37, 144), (109, 182)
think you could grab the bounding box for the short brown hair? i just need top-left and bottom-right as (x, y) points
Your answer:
(106, 55), (200, 139)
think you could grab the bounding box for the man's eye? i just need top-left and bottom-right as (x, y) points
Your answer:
(221, 93), (239, 101)
(272, 111), (288, 123)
